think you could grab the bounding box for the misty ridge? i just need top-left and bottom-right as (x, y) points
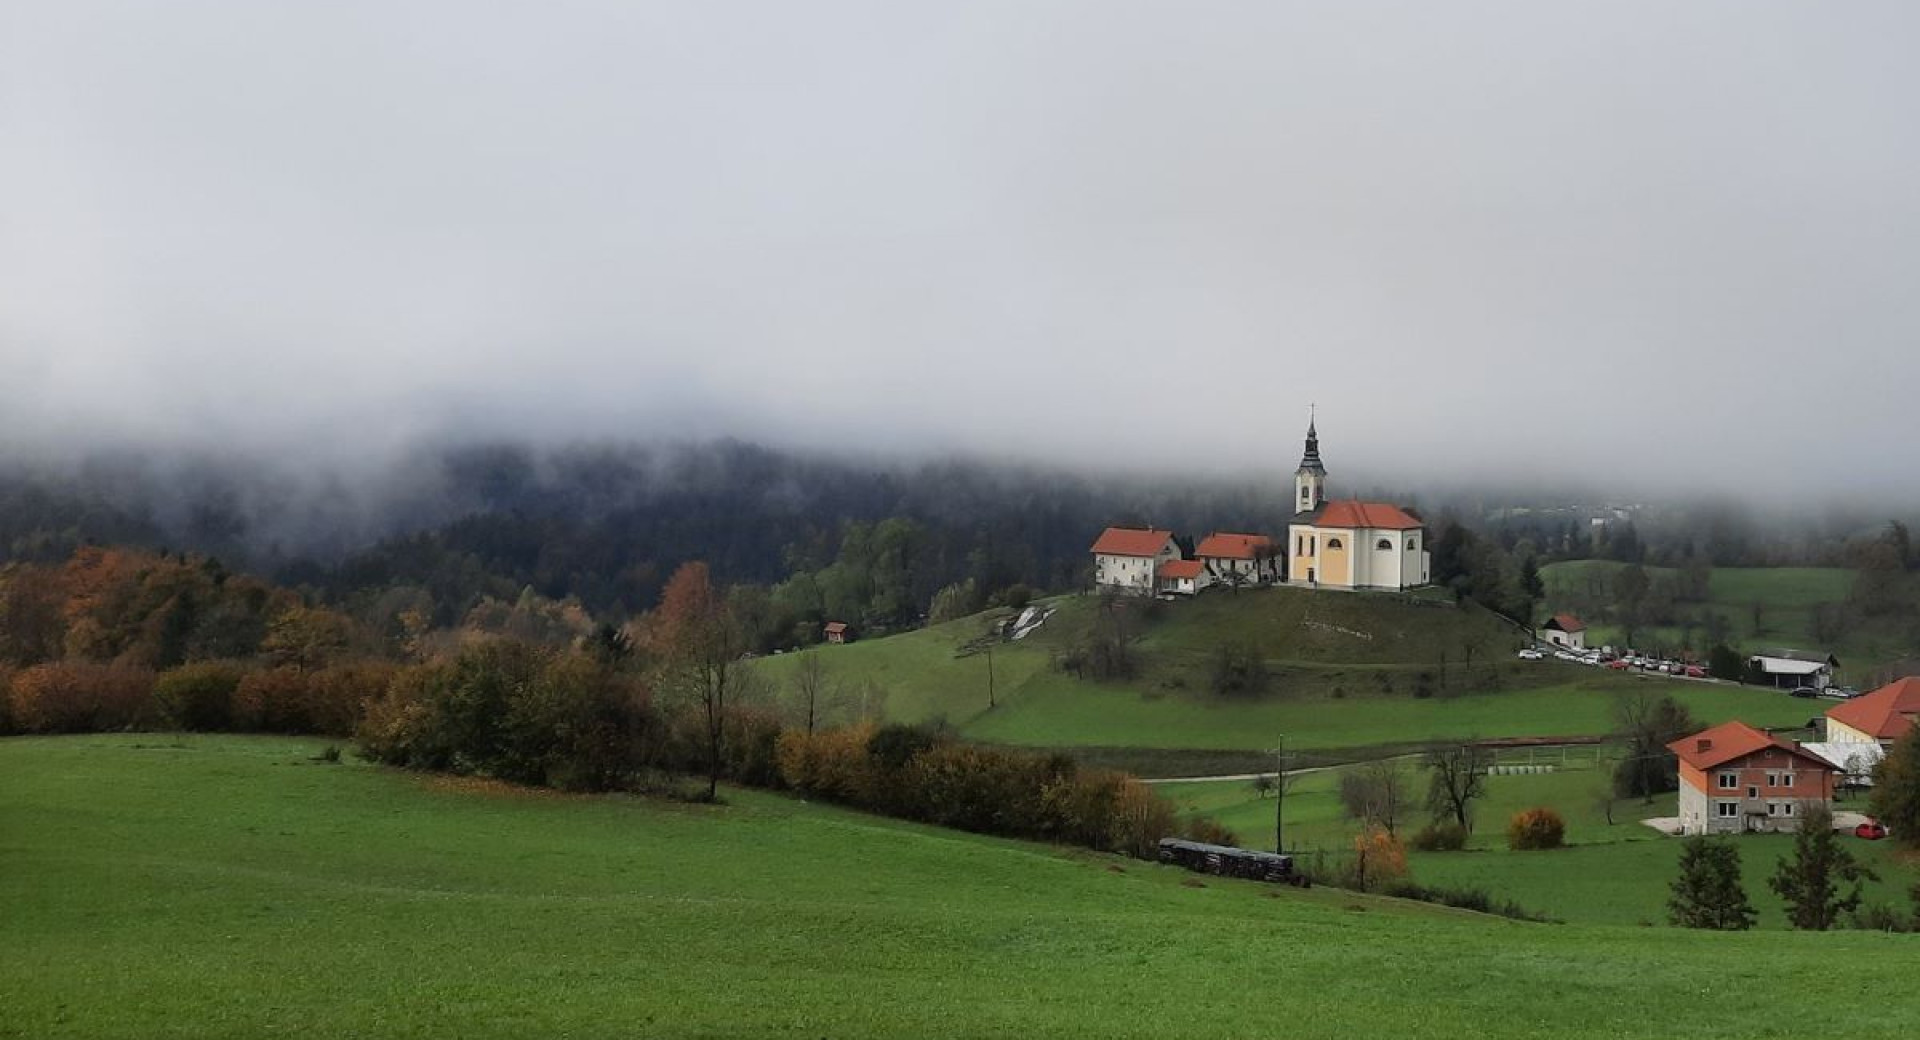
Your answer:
(1, 436), (1910, 619)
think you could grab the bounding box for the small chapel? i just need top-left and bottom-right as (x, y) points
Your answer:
(1285, 416), (1431, 591)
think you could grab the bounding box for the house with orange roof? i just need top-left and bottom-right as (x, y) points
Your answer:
(1090, 527), (1181, 597)
(1669, 720), (1838, 836)
(1541, 614), (1587, 651)
(1155, 558), (1205, 596)
(1195, 532), (1279, 587)
(1283, 417), (1431, 591)
(1824, 676), (1920, 748)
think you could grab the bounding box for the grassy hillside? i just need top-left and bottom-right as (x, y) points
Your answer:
(1540, 561), (1920, 679)
(753, 588), (1823, 756)
(1165, 763), (1916, 928)
(5, 736), (1920, 1039)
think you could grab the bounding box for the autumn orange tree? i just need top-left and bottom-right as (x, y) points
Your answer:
(652, 562), (744, 800)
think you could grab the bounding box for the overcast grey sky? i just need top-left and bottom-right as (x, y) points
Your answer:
(3, 1), (1917, 498)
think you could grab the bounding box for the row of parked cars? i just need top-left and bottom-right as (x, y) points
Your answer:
(1515, 646), (1709, 678)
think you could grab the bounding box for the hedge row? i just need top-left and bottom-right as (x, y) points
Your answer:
(0, 659), (396, 738)
(777, 724), (1220, 858)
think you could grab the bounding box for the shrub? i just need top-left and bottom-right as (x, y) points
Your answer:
(0, 665), (15, 734)
(154, 661), (249, 731)
(1410, 821), (1469, 851)
(1209, 641), (1268, 696)
(1345, 828), (1409, 892)
(5, 661), (157, 733)
(1181, 816), (1239, 847)
(233, 668), (319, 734)
(1507, 807), (1566, 851)
(776, 724), (879, 803)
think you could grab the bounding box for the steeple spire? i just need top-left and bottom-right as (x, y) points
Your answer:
(1297, 407), (1325, 476)
(1294, 408), (1327, 513)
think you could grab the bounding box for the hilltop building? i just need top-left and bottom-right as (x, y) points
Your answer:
(1285, 418), (1431, 591)
(1090, 527), (1181, 596)
(1195, 533), (1279, 587)
(1669, 720), (1837, 836)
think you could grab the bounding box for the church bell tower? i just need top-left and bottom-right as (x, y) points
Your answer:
(1294, 411), (1326, 514)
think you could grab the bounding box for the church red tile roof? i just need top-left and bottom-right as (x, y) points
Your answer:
(1195, 533), (1271, 560)
(1827, 677), (1920, 741)
(1157, 559), (1204, 580)
(1545, 614), (1586, 633)
(1668, 720), (1829, 772)
(1090, 527), (1176, 557)
(1312, 500), (1423, 531)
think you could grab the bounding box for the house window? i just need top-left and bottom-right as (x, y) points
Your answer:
(1781, 773), (1794, 788)
(1766, 773), (1778, 787)
(1376, 539), (1392, 550)
(1715, 802), (1738, 818)
(1327, 538), (1343, 550)
(1717, 772), (1738, 790)
(1783, 802), (1795, 816)
(1767, 802), (1780, 816)
(1747, 786), (1758, 799)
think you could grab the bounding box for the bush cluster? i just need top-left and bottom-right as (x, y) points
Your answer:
(4, 662), (158, 733)
(1507, 807), (1566, 851)
(1409, 821), (1469, 851)
(778, 723), (1214, 858)
(358, 641), (665, 792)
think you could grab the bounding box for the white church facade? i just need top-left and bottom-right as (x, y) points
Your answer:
(1285, 417), (1432, 592)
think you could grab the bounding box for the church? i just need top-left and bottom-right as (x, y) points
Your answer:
(1285, 417), (1431, 591)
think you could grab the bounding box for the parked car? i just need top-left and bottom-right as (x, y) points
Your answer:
(1606, 659), (1631, 670)
(1790, 686), (1820, 698)
(1855, 820), (1888, 840)
(1684, 665), (1707, 679)
(1517, 649), (1545, 661)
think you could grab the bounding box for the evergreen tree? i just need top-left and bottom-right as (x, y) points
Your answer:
(1667, 836), (1756, 930)
(1868, 729), (1920, 850)
(1769, 805), (1876, 930)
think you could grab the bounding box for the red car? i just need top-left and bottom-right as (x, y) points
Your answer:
(1684, 665), (1707, 679)
(1855, 821), (1888, 840)
(1606, 659), (1632, 671)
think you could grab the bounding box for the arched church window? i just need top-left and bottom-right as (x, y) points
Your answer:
(1376, 539), (1392, 551)
(1406, 538), (1419, 550)
(1326, 538), (1343, 550)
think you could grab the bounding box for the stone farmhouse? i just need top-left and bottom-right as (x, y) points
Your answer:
(1089, 416), (1431, 597)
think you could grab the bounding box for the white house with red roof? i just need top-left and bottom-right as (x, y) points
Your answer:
(1669, 720), (1838, 836)
(1283, 418), (1431, 591)
(1089, 527), (1181, 596)
(1541, 614), (1587, 650)
(1155, 558), (1205, 596)
(1195, 532), (1279, 587)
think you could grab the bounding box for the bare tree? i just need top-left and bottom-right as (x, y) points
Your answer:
(1339, 759), (1413, 834)
(656, 562), (745, 801)
(1423, 742), (1493, 830)
(793, 652), (831, 734)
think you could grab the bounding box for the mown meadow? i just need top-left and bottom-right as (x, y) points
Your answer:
(4, 735), (1919, 1039)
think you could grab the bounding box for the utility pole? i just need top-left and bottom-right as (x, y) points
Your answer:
(1270, 734), (1288, 854)
(986, 645), (996, 710)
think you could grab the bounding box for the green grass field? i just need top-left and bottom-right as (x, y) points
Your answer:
(5, 735), (1920, 1039)
(1163, 761), (1917, 928)
(1540, 561), (1920, 679)
(752, 588), (1826, 758)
